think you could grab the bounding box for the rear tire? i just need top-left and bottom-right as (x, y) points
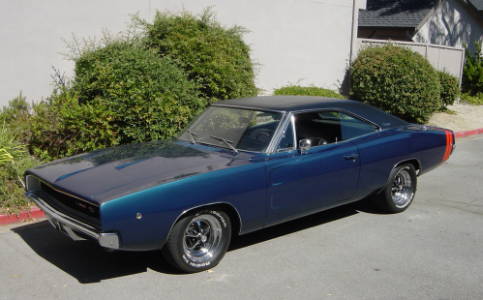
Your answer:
(162, 210), (231, 273)
(371, 164), (417, 213)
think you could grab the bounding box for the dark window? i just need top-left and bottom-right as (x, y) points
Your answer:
(294, 111), (378, 147)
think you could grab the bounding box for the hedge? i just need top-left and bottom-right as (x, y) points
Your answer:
(274, 85), (345, 99)
(141, 10), (257, 103)
(30, 41), (203, 159)
(351, 45), (441, 123)
(437, 71), (460, 108)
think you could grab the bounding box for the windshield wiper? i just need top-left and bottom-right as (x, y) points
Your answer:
(187, 130), (198, 144)
(209, 135), (239, 154)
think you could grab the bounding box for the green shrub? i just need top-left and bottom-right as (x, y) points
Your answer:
(0, 93), (33, 145)
(351, 45), (441, 123)
(29, 90), (120, 160)
(461, 92), (483, 105)
(437, 71), (460, 107)
(462, 41), (483, 96)
(0, 124), (39, 213)
(273, 85), (345, 99)
(29, 41), (204, 160)
(140, 9), (257, 103)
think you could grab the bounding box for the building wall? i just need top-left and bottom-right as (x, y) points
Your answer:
(0, 0), (357, 107)
(414, 0), (483, 52)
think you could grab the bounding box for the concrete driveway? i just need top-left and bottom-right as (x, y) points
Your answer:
(1, 135), (482, 300)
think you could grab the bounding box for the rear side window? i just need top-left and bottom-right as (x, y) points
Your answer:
(295, 110), (378, 146)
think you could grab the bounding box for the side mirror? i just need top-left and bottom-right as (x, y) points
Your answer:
(299, 138), (312, 152)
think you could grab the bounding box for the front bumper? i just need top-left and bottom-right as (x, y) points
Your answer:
(26, 192), (119, 249)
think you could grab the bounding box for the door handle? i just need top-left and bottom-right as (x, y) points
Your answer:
(344, 153), (359, 161)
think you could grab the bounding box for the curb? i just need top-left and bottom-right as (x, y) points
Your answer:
(455, 128), (483, 138)
(1, 127), (483, 226)
(0, 207), (45, 226)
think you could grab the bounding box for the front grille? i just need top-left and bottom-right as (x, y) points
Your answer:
(35, 180), (101, 230)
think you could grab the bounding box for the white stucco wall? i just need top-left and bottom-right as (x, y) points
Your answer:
(0, 0), (357, 107)
(414, 0), (483, 51)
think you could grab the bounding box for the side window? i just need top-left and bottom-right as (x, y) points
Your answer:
(276, 119), (295, 151)
(295, 110), (378, 147)
(338, 112), (379, 140)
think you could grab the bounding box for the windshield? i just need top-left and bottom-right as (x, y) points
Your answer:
(180, 106), (283, 152)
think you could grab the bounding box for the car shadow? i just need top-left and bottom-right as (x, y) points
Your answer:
(12, 203), (361, 283)
(12, 221), (182, 283)
(229, 204), (359, 251)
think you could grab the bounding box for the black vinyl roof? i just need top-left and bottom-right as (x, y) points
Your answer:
(214, 96), (407, 128)
(215, 96), (347, 111)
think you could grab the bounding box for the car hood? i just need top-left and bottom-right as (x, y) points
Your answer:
(27, 140), (256, 204)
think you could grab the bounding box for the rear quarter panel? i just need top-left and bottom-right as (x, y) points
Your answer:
(408, 126), (452, 174)
(353, 126), (450, 198)
(353, 128), (412, 198)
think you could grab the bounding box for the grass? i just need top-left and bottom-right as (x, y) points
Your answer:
(461, 93), (483, 105)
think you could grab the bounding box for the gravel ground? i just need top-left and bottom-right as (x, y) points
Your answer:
(428, 103), (483, 132)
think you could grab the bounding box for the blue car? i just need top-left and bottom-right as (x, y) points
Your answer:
(25, 96), (455, 272)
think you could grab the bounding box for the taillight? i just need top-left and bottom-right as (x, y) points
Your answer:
(442, 130), (454, 161)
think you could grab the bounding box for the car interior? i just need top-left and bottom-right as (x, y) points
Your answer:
(294, 111), (378, 147)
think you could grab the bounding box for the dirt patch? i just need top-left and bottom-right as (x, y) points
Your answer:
(428, 103), (483, 132)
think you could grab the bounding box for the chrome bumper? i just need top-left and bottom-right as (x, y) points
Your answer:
(26, 192), (119, 249)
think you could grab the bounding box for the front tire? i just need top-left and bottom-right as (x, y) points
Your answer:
(162, 210), (231, 273)
(372, 164), (417, 213)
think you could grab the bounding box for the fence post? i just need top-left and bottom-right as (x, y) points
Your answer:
(457, 48), (465, 103)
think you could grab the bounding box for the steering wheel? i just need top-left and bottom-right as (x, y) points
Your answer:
(250, 128), (272, 144)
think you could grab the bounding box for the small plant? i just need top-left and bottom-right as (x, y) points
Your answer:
(462, 41), (483, 96)
(437, 71), (460, 108)
(351, 45), (441, 123)
(0, 124), (39, 213)
(0, 93), (33, 145)
(274, 85), (345, 99)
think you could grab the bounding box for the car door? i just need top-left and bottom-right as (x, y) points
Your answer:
(266, 111), (362, 224)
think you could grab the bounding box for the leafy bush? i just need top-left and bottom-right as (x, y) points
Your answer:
(461, 92), (483, 105)
(140, 9), (257, 103)
(30, 41), (204, 160)
(273, 85), (345, 99)
(73, 40), (204, 143)
(462, 41), (483, 96)
(29, 90), (119, 160)
(0, 124), (39, 213)
(437, 71), (460, 107)
(351, 45), (441, 123)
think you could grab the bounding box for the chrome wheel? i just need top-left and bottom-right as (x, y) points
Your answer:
(182, 214), (223, 265)
(391, 168), (414, 208)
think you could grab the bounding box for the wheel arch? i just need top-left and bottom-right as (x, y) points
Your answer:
(394, 158), (421, 175)
(169, 202), (243, 238)
(377, 158), (421, 191)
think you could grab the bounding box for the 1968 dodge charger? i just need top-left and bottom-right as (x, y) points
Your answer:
(25, 96), (455, 272)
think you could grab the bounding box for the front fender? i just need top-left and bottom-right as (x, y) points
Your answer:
(100, 161), (268, 251)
